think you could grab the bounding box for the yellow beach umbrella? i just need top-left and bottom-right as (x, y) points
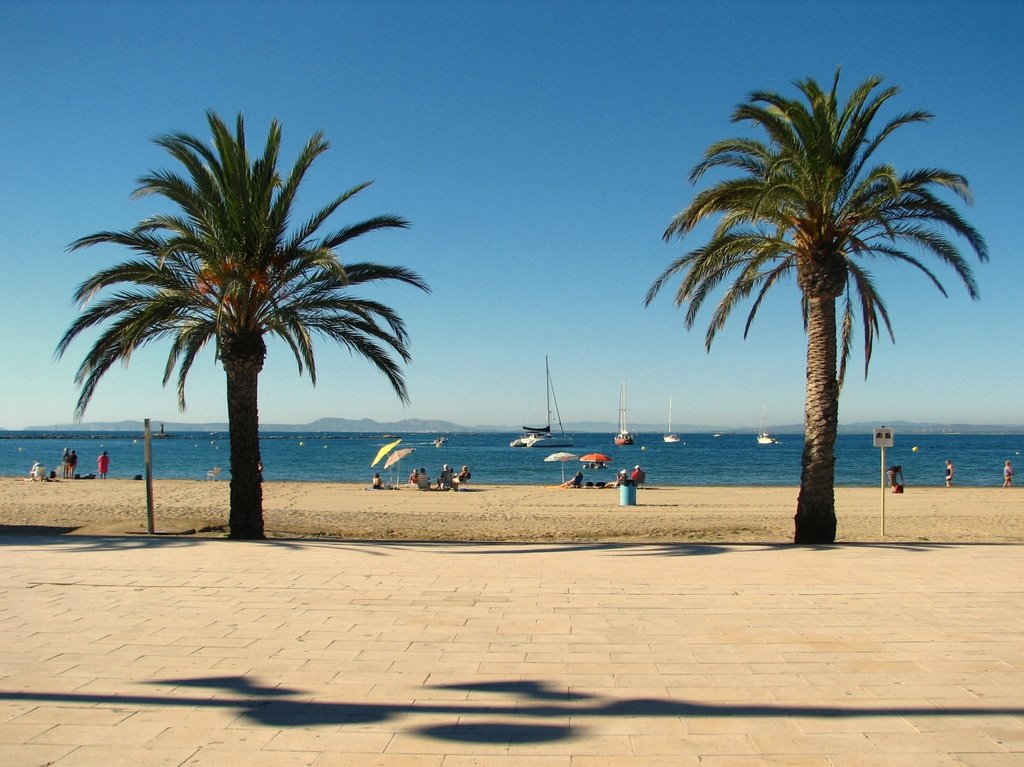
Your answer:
(371, 438), (402, 467)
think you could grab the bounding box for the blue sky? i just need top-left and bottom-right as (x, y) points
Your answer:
(2, 0), (1021, 431)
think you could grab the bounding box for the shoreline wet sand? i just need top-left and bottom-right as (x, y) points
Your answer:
(2, 477), (1020, 543)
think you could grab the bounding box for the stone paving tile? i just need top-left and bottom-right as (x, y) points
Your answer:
(0, 538), (1022, 765)
(45, 744), (199, 767)
(1, 743), (79, 765)
(314, 755), (442, 767)
(26, 720), (170, 746)
(825, 756), (969, 766)
(146, 725), (278, 749)
(630, 732), (759, 755)
(699, 758), (831, 766)
(574, 757), (700, 767)
(954, 755), (1024, 767)
(441, 756), (568, 767)
(180, 746), (320, 766)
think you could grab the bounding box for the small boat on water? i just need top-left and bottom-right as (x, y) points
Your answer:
(663, 396), (681, 443)
(757, 409), (779, 444)
(510, 357), (574, 448)
(433, 436), (448, 447)
(614, 380), (634, 446)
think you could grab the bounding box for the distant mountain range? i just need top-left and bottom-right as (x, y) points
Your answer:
(7, 417), (1023, 435)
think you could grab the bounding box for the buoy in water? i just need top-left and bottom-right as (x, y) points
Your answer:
(912, 446), (919, 452)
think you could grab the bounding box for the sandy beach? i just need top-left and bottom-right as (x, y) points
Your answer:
(1, 476), (1021, 543)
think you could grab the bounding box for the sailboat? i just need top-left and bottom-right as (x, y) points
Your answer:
(663, 397), (681, 443)
(614, 380), (635, 446)
(510, 357), (574, 448)
(757, 408), (778, 444)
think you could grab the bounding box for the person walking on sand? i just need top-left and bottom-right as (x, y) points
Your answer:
(1004, 460), (1014, 487)
(97, 451), (110, 479)
(887, 465), (904, 493)
(945, 459), (954, 487)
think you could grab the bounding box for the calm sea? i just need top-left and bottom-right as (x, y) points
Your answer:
(2, 430), (1021, 488)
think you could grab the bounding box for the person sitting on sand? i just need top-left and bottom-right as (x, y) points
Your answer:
(372, 472), (384, 489)
(560, 470), (584, 489)
(409, 468), (418, 486)
(454, 465), (471, 491)
(605, 469), (628, 488)
(436, 464), (454, 490)
(631, 465), (646, 487)
(416, 468), (431, 490)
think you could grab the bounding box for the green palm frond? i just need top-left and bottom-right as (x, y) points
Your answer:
(59, 111), (430, 420)
(648, 68), (987, 384)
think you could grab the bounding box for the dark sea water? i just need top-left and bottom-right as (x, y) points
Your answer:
(2, 430), (1021, 488)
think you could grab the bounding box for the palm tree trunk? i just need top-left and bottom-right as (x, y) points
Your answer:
(222, 333), (266, 540)
(795, 294), (839, 543)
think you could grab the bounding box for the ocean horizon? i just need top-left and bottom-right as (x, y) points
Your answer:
(3, 430), (1021, 489)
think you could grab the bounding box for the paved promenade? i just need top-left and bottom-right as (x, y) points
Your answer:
(1, 535), (1022, 766)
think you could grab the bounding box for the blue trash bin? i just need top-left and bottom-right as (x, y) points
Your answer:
(619, 480), (636, 506)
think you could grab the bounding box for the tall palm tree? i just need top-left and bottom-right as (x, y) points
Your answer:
(57, 111), (430, 539)
(646, 70), (986, 543)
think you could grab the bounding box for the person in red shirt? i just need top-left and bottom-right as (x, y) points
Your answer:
(631, 465), (646, 486)
(97, 451), (110, 479)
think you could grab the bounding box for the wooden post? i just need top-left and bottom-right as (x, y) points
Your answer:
(144, 418), (155, 534)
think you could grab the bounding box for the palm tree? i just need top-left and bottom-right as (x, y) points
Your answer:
(646, 70), (986, 543)
(57, 111), (430, 539)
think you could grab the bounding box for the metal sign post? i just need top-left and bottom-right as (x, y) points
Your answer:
(873, 426), (894, 535)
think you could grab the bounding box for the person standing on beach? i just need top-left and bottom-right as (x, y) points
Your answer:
(61, 448), (71, 478)
(945, 459), (954, 487)
(97, 451), (110, 479)
(887, 465), (904, 493)
(68, 449), (78, 478)
(1004, 460), (1014, 487)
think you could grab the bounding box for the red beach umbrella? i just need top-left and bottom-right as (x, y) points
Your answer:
(580, 453), (611, 464)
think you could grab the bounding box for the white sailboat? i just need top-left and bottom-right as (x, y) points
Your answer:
(757, 408), (778, 444)
(510, 357), (574, 448)
(614, 380), (634, 446)
(663, 396), (681, 443)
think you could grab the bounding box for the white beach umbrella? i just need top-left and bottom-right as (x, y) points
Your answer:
(544, 451), (579, 482)
(382, 447), (416, 487)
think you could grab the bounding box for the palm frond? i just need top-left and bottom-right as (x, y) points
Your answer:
(59, 111), (430, 419)
(649, 68), (986, 382)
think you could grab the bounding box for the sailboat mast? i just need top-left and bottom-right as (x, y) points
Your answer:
(545, 356), (552, 428)
(547, 355), (566, 435)
(618, 380), (628, 431)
